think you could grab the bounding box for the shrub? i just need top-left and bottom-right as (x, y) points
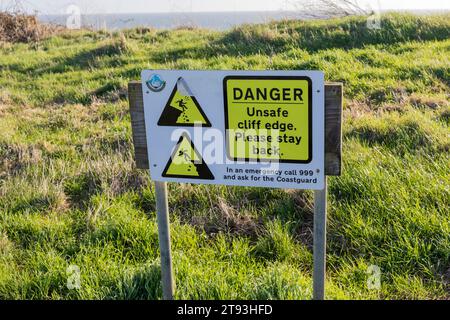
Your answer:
(0, 11), (63, 43)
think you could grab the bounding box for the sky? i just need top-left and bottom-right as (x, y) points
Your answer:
(1, 0), (449, 14)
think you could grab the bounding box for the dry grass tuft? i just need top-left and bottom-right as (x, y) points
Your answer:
(0, 143), (42, 178)
(0, 89), (13, 105)
(345, 100), (373, 118)
(189, 198), (263, 238)
(0, 232), (13, 254)
(409, 94), (449, 110)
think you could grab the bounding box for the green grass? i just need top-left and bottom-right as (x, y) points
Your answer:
(0, 13), (449, 299)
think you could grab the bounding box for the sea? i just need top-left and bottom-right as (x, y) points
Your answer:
(36, 10), (445, 31)
(37, 11), (313, 31)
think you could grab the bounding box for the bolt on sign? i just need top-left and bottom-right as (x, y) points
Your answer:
(142, 70), (325, 190)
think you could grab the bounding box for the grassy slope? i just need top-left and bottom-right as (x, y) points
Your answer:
(0, 13), (449, 299)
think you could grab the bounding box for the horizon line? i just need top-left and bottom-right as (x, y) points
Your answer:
(34, 8), (450, 16)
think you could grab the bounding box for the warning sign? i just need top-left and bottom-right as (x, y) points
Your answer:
(162, 133), (214, 180)
(224, 76), (312, 163)
(158, 77), (211, 127)
(142, 70), (325, 190)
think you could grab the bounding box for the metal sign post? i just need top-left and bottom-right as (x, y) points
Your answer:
(154, 181), (175, 300)
(313, 176), (327, 300)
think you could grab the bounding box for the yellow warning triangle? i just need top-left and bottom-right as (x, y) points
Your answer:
(158, 77), (211, 127)
(162, 133), (214, 180)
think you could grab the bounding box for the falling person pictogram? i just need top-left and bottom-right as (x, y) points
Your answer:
(162, 133), (214, 180)
(158, 77), (212, 127)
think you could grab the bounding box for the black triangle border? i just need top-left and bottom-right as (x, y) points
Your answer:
(157, 78), (212, 127)
(161, 132), (215, 180)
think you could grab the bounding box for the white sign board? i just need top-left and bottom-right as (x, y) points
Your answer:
(141, 70), (325, 190)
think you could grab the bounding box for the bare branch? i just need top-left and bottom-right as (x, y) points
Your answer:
(289, 0), (373, 18)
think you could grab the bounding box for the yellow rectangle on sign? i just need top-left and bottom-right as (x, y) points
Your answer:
(224, 76), (312, 163)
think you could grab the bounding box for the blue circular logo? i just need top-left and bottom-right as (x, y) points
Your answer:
(146, 74), (166, 92)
